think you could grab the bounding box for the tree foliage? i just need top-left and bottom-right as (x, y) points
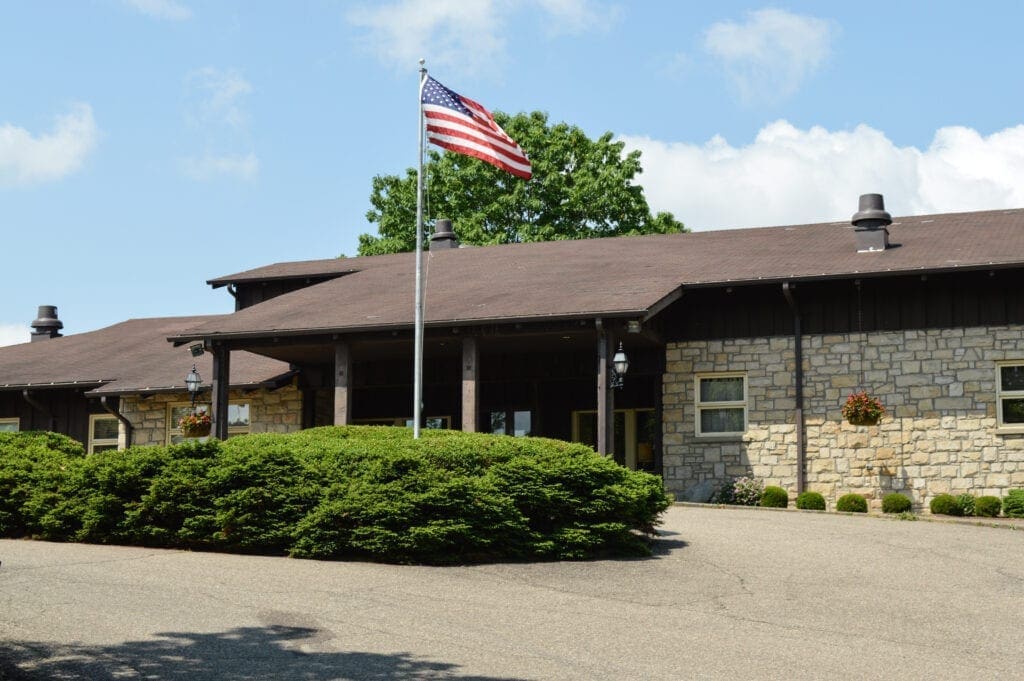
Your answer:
(357, 111), (685, 256)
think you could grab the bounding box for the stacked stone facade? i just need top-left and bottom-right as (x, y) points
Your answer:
(119, 382), (303, 446)
(663, 326), (1024, 511)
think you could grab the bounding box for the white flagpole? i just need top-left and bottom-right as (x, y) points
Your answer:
(413, 59), (427, 439)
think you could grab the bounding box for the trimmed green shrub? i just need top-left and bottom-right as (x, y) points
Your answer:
(955, 493), (976, 517)
(836, 493), (868, 513)
(0, 427), (671, 564)
(930, 493), (962, 516)
(760, 486), (788, 508)
(795, 491), (826, 510)
(1003, 490), (1024, 518)
(881, 493), (912, 514)
(975, 496), (1002, 518)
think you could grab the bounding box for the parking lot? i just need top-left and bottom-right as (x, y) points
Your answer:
(2, 505), (1022, 680)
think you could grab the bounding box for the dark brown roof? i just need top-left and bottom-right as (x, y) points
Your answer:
(207, 258), (366, 288)
(0, 316), (292, 395)
(176, 207), (1024, 341)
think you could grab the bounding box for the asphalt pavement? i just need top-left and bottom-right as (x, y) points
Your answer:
(1, 505), (1022, 680)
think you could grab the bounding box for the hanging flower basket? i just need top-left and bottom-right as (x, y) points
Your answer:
(842, 391), (885, 426)
(179, 408), (212, 438)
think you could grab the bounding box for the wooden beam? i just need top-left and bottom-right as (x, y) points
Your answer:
(596, 324), (610, 456)
(333, 341), (352, 426)
(461, 337), (478, 432)
(211, 344), (230, 440)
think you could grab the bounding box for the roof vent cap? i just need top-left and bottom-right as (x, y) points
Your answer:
(429, 218), (459, 250)
(30, 305), (64, 341)
(851, 193), (892, 228)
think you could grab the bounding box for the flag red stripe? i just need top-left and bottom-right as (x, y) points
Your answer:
(425, 122), (528, 163)
(425, 130), (532, 174)
(423, 107), (516, 148)
(430, 139), (532, 179)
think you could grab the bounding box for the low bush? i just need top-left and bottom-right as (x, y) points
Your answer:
(760, 486), (789, 508)
(955, 493), (976, 517)
(930, 493), (962, 516)
(974, 496), (1002, 518)
(881, 493), (912, 514)
(1004, 490), (1024, 519)
(836, 493), (868, 513)
(0, 427), (671, 564)
(795, 491), (826, 510)
(709, 477), (763, 506)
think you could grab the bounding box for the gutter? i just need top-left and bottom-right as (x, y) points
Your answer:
(21, 389), (55, 431)
(100, 396), (133, 449)
(781, 282), (806, 493)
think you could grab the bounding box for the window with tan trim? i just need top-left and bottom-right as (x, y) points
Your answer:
(0, 417), (19, 432)
(695, 373), (747, 436)
(89, 414), (120, 453)
(997, 362), (1024, 431)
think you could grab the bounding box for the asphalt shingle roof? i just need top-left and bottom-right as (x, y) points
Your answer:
(174, 208), (1024, 341)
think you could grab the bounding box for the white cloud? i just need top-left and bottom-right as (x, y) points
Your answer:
(123, 0), (192, 21)
(0, 324), (28, 348)
(620, 121), (1024, 230)
(186, 67), (253, 130)
(347, 0), (615, 74)
(704, 9), (835, 104)
(180, 153), (259, 181)
(0, 104), (99, 188)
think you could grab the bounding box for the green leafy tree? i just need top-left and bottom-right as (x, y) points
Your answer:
(357, 111), (685, 256)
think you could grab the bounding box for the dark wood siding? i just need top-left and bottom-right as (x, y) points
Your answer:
(0, 389), (112, 445)
(233, 277), (341, 311)
(663, 269), (1024, 341)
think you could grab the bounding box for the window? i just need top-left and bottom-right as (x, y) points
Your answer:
(490, 409), (531, 437)
(353, 416), (450, 429)
(572, 409), (656, 471)
(0, 417), (19, 432)
(695, 373), (747, 436)
(997, 363), (1024, 430)
(89, 414), (120, 453)
(167, 402), (250, 444)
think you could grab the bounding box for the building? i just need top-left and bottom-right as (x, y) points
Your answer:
(4, 196), (1023, 509)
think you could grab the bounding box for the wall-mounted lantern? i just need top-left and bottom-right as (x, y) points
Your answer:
(611, 343), (629, 389)
(185, 364), (202, 407)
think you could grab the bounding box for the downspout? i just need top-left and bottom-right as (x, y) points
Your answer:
(22, 389), (55, 431)
(100, 396), (133, 449)
(781, 282), (807, 493)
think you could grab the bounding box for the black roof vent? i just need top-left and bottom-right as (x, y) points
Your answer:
(429, 218), (459, 250)
(851, 193), (892, 253)
(30, 305), (64, 342)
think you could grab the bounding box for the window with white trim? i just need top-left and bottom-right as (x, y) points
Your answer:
(695, 373), (747, 436)
(0, 417), (19, 432)
(89, 414), (120, 453)
(167, 402), (251, 444)
(997, 363), (1024, 430)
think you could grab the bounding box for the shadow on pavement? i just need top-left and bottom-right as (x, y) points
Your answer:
(0, 625), (525, 680)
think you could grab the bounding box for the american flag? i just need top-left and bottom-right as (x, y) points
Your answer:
(420, 76), (532, 180)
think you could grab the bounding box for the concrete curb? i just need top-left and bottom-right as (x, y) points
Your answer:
(672, 501), (1024, 530)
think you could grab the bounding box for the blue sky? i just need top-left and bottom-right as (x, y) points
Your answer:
(3, 1), (1024, 345)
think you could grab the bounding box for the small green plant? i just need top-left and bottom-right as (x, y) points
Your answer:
(795, 491), (826, 510)
(930, 493), (962, 516)
(881, 493), (912, 514)
(975, 495), (1002, 518)
(732, 477), (764, 506)
(836, 493), (868, 513)
(955, 493), (975, 517)
(1003, 490), (1024, 518)
(897, 511), (917, 521)
(760, 486), (788, 508)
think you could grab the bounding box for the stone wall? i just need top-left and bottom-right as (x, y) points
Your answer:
(663, 326), (1024, 511)
(119, 381), (303, 446)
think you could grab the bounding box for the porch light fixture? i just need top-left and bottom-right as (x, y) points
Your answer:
(185, 364), (202, 406)
(611, 343), (629, 389)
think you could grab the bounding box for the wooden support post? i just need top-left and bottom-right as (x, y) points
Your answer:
(597, 323), (610, 456)
(461, 337), (478, 432)
(334, 341), (352, 426)
(211, 344), (231, 440)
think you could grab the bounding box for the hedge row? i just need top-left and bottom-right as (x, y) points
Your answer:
(0, 428), (671, 564)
